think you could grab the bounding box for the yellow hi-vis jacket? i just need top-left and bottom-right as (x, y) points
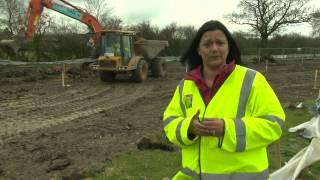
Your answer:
(163, 65), (285, 180)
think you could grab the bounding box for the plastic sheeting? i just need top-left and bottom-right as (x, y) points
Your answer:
(289, 115), (320, 138)
(289, 98), (320, 139)
(271, 98), (320, 180)
(270, 138), (320, 180)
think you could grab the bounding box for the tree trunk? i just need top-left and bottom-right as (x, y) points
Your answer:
(260, 36), (268, 48)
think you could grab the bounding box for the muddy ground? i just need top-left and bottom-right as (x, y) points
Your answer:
(0, 59), (319, 179)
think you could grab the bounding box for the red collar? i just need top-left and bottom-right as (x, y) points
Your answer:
(184, 61), (236, 104)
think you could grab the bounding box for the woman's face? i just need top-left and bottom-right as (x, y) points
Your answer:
(197, 30), (229, 70)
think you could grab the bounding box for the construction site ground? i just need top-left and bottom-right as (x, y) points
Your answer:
(0, 59), (319, 179)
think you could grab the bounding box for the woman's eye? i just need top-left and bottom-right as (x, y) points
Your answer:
(217, 41), (225, 45)
(203, 42), (212, 47)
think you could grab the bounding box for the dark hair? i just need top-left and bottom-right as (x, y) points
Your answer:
(180, 20), (242, 71)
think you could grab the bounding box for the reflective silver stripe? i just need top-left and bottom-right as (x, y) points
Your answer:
(179, 80), (186, 117)
(167, 80), (188, 145)
(176, 80), (186, 146)
(235, 118), (246, 152)
(237, 69), (256, 118)
(259, 115), (285, 130)
(181, 167), (199, 179)
(235, 69), (256, 152)
(162, 116), (178, 128)
(176, 119), (185, 145)
(201, 169), (269, 180)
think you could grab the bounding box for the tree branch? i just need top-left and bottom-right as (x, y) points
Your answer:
(226, 0), (313, 46)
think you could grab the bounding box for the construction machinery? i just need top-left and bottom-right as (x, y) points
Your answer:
(1, 0), (168, 82)
(91, 30), (168, 82)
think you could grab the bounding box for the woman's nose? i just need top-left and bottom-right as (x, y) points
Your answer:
(210, 43), (218, 51)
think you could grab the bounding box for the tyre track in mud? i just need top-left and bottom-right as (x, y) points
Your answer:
(0, 85), (93, 111)
(0, 83), (153, 140)
(0, 86), (112, 113)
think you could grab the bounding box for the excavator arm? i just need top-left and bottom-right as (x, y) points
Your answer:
(23, 0), (103, 46)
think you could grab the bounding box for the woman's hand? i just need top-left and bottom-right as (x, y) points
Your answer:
(201, 118), (225, 137)
(188, 110), (225, 138)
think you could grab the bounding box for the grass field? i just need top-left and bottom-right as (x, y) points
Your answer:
(85, 106), (320, 180)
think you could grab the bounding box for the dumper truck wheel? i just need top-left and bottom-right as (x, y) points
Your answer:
(81, 62), (93, 71)
(151, 58), (167, 77)
(100, 71), (116, 82)
(132, 59), (148, 82)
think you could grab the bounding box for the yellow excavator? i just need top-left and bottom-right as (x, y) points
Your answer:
(0, 0), (168, 82)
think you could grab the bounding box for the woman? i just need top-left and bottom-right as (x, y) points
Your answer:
(162, 20), (285, 180)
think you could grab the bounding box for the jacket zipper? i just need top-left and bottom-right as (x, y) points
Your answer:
(196, 76), (227, 178)
(199, 106), (207, 180)
(197, 86), (209, 180)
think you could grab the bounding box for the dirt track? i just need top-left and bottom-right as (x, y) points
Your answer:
(0, 60), (319, 179)
(0, 81), (153, 138)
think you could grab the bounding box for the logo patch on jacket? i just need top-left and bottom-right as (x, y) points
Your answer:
(184, 94), (193, 108)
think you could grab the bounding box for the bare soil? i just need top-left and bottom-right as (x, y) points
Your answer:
(0, 60), (319, 179)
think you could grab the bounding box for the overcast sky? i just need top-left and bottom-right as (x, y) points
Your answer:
(65, 0), (320, 36)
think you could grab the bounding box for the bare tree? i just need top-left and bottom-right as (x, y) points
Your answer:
(175, 25), (197, 55)
(159, 23), (178, 40)
(106, 16), (123, 29)
(0, 0), (25, 36)
(83, 0), (112, 28)
(130, 21), (160, 39)
(311, 10), (320, 37)
(176, 25), (196, 41)
(227, 0), (312, 47)
(34, 12), (54, 37)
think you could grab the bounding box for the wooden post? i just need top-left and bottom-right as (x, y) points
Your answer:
(61, 64), (71, 87)
(61, 64), (65, 87)
(282, 49), (285, 64)
(274, 140), (281, 169)
(258, 48), (261, 64)
(265, 60), (268, 77)
(313, 69), (318, 90)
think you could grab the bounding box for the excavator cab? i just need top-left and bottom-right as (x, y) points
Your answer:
(102, 33), (121, 57)
(99, 30), (135, 67)
(92, 30), (144, 82)
(92, 29), (168, 82)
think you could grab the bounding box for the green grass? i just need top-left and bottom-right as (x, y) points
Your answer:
(87, 150), (181, 180)
(86, 106), (320, 180)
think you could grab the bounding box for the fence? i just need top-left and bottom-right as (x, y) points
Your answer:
(242, 47), (320, 63)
